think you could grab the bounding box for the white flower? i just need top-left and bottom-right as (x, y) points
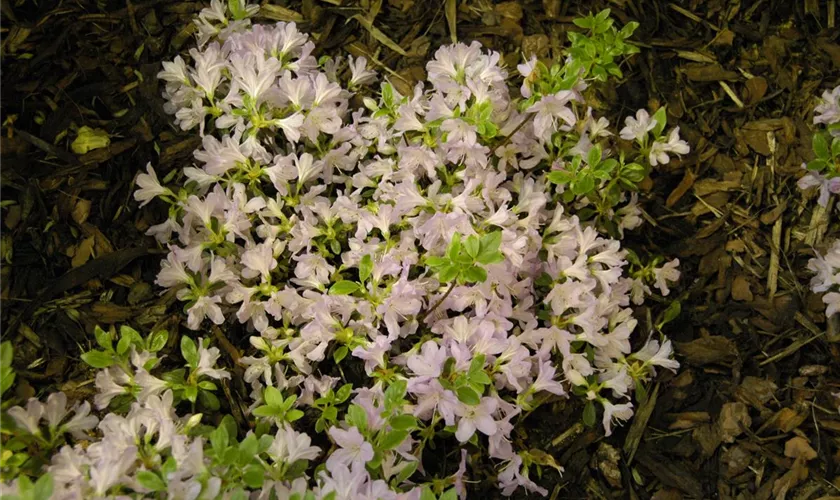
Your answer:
(348, 56), (377, 87)
(194, 339), (231, 380)
(798, 167), (840, 207)
(530, 360), (566, 396)
(454, 396), (498, 442)
(134, 163), (170, 206)
(649, 127), (690, 166)
(157, 55), (191, 85)
(814, 85), (840, 127)
(94, 367), (130, 409)
(619, 109), (656, 142)
(325, 426), (374, 470)
(7, 398), (44, 434)
(61, 401), (98, 439)
(527, 91), (577, 140)
(653, 259), (680, 296)
(187, 295), (225, 329)
(601, 400), (634, 436)
(634, 338), (680, 373)
(268, 424), (321, 464)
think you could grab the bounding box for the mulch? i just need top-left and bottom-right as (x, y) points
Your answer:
(2, 0), (839, 498)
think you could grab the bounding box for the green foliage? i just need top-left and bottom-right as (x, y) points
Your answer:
(568, 9), (639, 83)
(0, 342), (15, 401)
(313, 383), (353, 433)
(82, 325), (166, 371)
(253, 387), (304, 425)
(426, 232), (504, 284)
(807, 131), (840, 178)
(438, 354), (492, 406)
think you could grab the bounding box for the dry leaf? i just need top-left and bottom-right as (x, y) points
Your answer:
(71, 198), (91, 225)
(676, 336), (738, 365)
(71, 236), (96, 268)
(784, 437), (817, 461)
(732, 275), (754, 302)
(718, 402), (751, 443)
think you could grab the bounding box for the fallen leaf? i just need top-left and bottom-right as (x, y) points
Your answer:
(735, 376), (777, 409)
(732, 275), (754, 302)
(676, 336), (738, 365)
(681, 63), (739, 81)
(744, 76), (768, 106)
(784, 436), (817, 461)
(718, 402), (751, 443)
(71, 236), (96, 268)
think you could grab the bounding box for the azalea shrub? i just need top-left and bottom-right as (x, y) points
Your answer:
(798, 85), (840, 207)
(1, 1), (688, 498)
(800, 86), (840, 320)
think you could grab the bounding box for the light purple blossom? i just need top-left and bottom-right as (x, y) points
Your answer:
(326, 426), (374, 470)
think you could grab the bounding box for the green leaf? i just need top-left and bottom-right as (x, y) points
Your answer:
(469, 369), (492, 386)
(333, 346), (349, 363)
(184, 385), (198, 403)
(464, 235), (479, 259)
(659, 300), (681, 328)
(586, 145), (602, 167)
(0, 368), (14, 397)
(476, 231), (504, 265)
(439, 488), (458, 500)
(572, 173), (595, 195)
(425, 256), (449, 268)
(832, 137), (840, 158)
(395, 459), (419, 484)
(239, 433), (259, 458)
(547, 170), (574, 185)
(81, 350), (114, 369)
(813, 133), (830, 160)
(136, 471), (166, 492)
(335, 383), (353, 403)
(180, 336), (198, 368)
(287, 409), (304, 422)
(148, 330), (169, 352)
(359, 254), (373, 282)
(462, 265), (487, 283)
(438, 264), (459, 283)
(198, 390), (220, 411)
(390, 414), (417, 431)
(116, 335), (132, 356)
(94, 326), (112, 351)
(242, 464), (264, 488)
(264, 386), (284, 407)
(420, 487), (437, 500)
(582, 400), (597, 427)
(252, 405), (278, 418)
(346, 404), (368, 432)
(198, 380), (217, 391)
(621, 162), (647, 183)
(620, 20), (640, 38)
(384, 379), (407, 407)
(447, 233), (462, 261)
(651, 106), (667, 137)
(119, 325), (142, 345)
(573, 16), (593, 29)
(210, 425), (229, 454)
(806, 159), (828, 172)
(32, 474), (54, 500)
(329, 280), (360, 295)
(379, 429), (409, 450)
(456, 386), (481, 406)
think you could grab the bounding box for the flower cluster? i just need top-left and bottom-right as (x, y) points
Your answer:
(807, 239), (840, 318)
(798, 85), (840, 207)
(2, 2), (685, 498)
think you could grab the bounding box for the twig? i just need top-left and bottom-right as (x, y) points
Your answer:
(418, 281), (456, 323)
